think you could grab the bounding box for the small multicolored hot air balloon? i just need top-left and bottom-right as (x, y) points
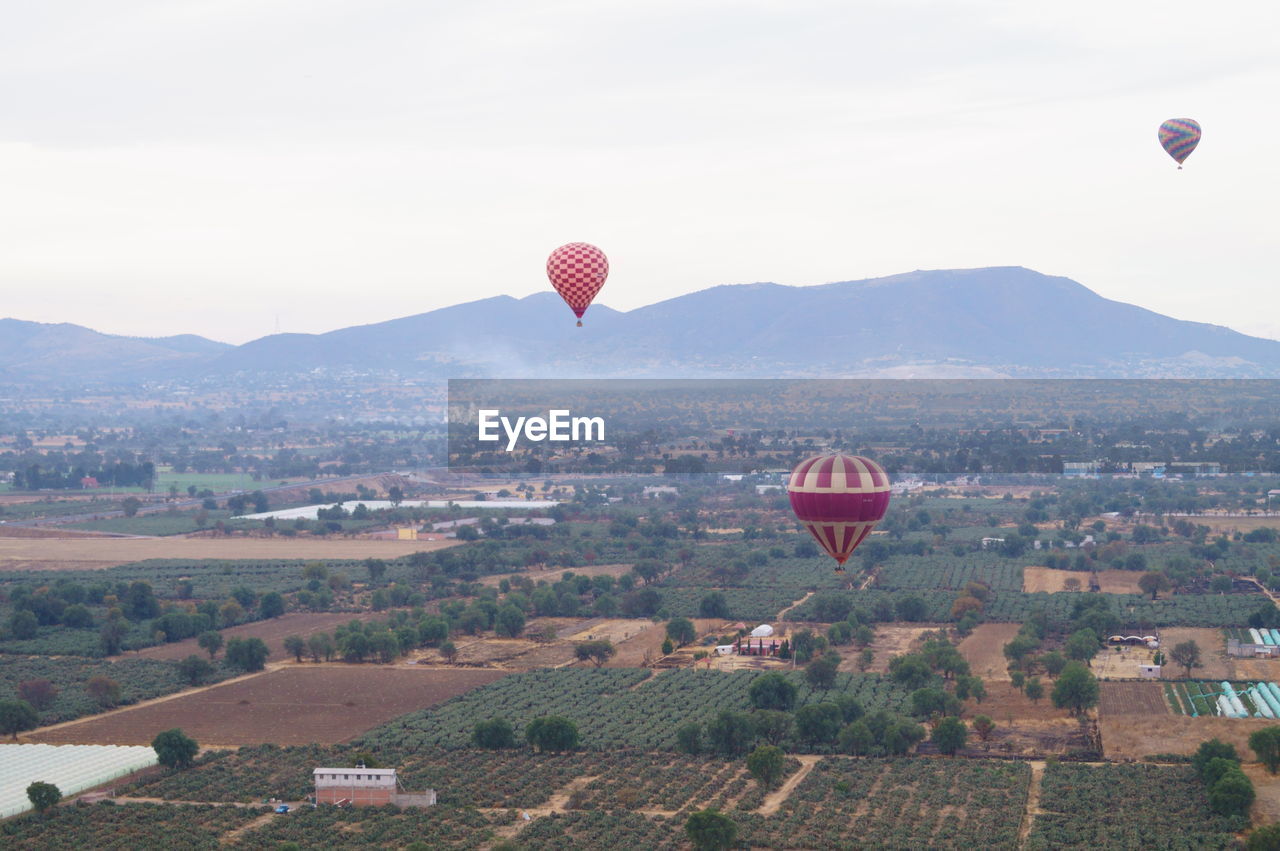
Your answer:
(547, 242), (609, 327)
(1158, 118), (1201, 169)
(789, 452), (890, 572)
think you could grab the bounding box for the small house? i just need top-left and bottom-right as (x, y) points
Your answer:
(313, 767), (435, 808)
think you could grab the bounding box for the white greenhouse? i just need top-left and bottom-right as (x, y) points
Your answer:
(0, 744), (157, 818)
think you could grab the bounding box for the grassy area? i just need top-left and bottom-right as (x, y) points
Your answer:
(67, 510), (240, 537)
(153, 472), (299, 493)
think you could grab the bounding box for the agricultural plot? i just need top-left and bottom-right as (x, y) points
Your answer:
(787, 588), (1267, 628)
(229, 804), (509, 850)
(518, 810), (679, 850)
(1164, 680), (1280, 718)
(0, 801), (269, 850)
(1027, 763), (1244, 850)
(0, 536), (450, 573)
(0, 656), (235, 726)
(130, 612), (387, 663)
(874, 554), (1024, 592)
(31, 666), (506, 747)
(1098, 682), (1169, 717)
(734, 757), (1030, 850)
(357, 668), (915, 752)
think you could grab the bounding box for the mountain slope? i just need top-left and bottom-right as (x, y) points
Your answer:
(3, 267), (1279, 382)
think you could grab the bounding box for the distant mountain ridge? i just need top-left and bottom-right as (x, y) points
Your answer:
(3, 267), (1280, 383)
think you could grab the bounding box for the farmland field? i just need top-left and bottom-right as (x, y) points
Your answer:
(0, 535), (456, 571)
(1022, 566), (1146, 594)
(128, 612), (391, 663)
(29, 666), (506, 746)
(1027, 762), (1244, 849)
(0, 801), (270, 850)
(358, 667), (916, 752)
(1098, 681), (1168, 717)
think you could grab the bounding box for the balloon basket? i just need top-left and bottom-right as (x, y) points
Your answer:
(576, 320), (583, 327)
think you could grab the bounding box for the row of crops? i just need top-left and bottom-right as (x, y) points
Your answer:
(786, 588), (1267, 627)
(355, 668), (915, 752)
(1027, 762), (1244, 849)
(1164, 680), (1280, 718)
(0, 801), (269, 850)
(0, 656), (237, 726)
(874, 554), (1025, 592)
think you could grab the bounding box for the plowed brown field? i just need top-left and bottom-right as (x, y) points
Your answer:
(29, 666), (505, 747)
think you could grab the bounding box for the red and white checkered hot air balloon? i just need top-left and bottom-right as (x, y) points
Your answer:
(788, 452), (891, 572)
(547, 242), (609, 327)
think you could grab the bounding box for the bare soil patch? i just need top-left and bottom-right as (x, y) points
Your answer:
(1160, 628), (1233, 680)
(1092, 644), (1160, 679)
(126, 612), (387, 663)
(477, 563), (633, 588)
(1099, 712), (1276, 760)
(848, 623), (947, 675)
(29, 666), (505, 746)
(961, 682), (1090, 757)
(1099, 681), (1169, 717)
(958, 623), (1022, 681)
(1022, 566), (1146, 595)
(0, 535), (457, 571)
(606, 618), (728, 668)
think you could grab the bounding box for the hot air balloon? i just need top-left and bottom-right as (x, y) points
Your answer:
(788, 452), (890, 572)
(547, 242), (608, 327)
(1159, 118), (1201, 169)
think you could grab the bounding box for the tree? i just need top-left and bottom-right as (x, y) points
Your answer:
(1171, 640), (1203, 679)
(676, 722), (703, 755)
(1039, 651), (1067, 677)
(495, 605), (527, 638)
(838, 720), (875, 755)
(8, 610), (38, 640)
(574, 640), (616, 668)
(751, 710), (793, 746)
(440, 641), (458, 664)
(525, 716), (579, 752)
(699, 592), (730, 619)
(0, 699), (38, 740)
(258, 592), (286, 619)
(685, 809), (737, 851)
(1051, 662), (1100, 716)
(16, 680), (58, 712)
(1024, 677), (1044, 704)
(1193, 739), (1240, 780)
(198, 630), (224, 660)
(472, 717), (516, 749)
(1246, 824), (1280, 850)
(666, 617), (697, 647)
(932, 717), (967, 755)
(283, 635), (307, 663)
(122, 496), (142, 517)
(225, 637), (270, 672)
(99, 617), (128, 656)
(1251, 727), (1280, 774)
(747, 745), (786, 788)
(152, 728), (198, 769)
(176, 655), (215, 686)
(805, 654), (841, 692)
(706, 710), (756, 756)
(895, 595), (928, 621)
(85, 676), (121, 708)
(972, 715), (995, 741)
(365, 558), (388, 585)
(308, 632), (334, 662)
(888, 654), (933, 690)
(1138, 570), (1171, 601)
(1208, 767), (1256, 817)
(795, 703), (842, 748)
(748, 672), (797, 711)
(1064, 629), (1100, 666)
(26, 781), (60, 814)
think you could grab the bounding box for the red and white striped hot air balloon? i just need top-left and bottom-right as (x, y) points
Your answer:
(788, 452), (891, 572)
(547, 242), (608, 327)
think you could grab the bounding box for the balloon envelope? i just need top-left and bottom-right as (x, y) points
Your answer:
(788, 453), (891, 569)
(1159, 118), (1201, 166)
(547, 243), (609, 322)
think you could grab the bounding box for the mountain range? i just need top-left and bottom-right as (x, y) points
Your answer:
(3, 267), (1279, 384)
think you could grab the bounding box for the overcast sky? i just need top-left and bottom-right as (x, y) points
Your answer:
(2, 0), (1277, 344)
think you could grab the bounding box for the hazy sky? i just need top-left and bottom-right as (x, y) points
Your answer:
(2, 0), (1277, 344)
